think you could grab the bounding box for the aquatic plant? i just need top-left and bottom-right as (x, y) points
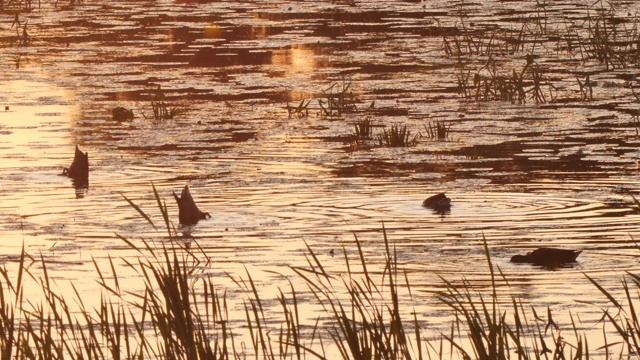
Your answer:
(576, 74), (594, 101)
(443, 18), (500, 58)
(290, 224), (418, 359)
(632, 114), (640, 136)
(456, 68), (474, 98)
(286, 99), (311, 119)
(443, 14), (546, 59)
(376, 123), (417, 147)
(581, 0), (640, 69)
(147, 85), (186, 120)
(584, 271), (640, 356)
(353, 117), (374, 139)
(16, 21), (29, 47)
(318, 79), (357, 117)
(527, 63), (557, 103)
(468, 57), (524, 103)
(462, 55), (558, 104)
(424, 121), (451, 141)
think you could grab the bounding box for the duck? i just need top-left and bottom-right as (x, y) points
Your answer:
(62, 145), (89, 181)
(422, 193), (451, 210)
(173, 185), (211, 225)
(510, 248), (582, 267)
(112, 106), (134, 121)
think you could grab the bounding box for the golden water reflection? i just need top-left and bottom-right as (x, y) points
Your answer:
(0, 79), (78, 169)
(271, 46), (318, 75)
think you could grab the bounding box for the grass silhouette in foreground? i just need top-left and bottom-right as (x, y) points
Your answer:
(0, 184), (639, 358)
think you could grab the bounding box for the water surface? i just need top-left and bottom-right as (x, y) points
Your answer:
(2, 0), (640, 354)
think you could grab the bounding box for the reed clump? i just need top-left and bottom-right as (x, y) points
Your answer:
(147, 85), (187, 120)
(444, 0), (640, 104)
(424, 121), (451, 141)
(318, 79), (358, 117)
(353, 117), (374, 139)
(582, 0), (640, 70)
(376, 123), (418, 147)
(458, 56), (556, 104)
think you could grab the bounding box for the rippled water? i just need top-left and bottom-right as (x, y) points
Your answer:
(2, 0), (640, 355)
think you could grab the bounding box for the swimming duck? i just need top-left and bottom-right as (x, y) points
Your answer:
(112, 106), (134, 121)
(422, 193), (451, 210)
(62, 145), (89, 180)
(173, 185), (211, 225)
(510, 248), (582, 267)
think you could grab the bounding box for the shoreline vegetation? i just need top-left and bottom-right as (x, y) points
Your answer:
(1, 186), (639, 359)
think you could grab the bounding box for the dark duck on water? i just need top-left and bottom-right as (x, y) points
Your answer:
(510, 248), (582, 268)
(422, 193), (451, 211)
(62, 145), (89, 181)
(173, 185), (211, 225)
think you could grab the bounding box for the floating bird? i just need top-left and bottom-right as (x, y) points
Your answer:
(173, 185), (211, 225)
(112, 106), (134, 121)
(510, 248), (582, 267)
(422, 193), (451, 210)
(62, 145), (89, 181)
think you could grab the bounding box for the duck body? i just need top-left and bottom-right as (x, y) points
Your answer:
(422, 193), (451, 210)
(112, 107), (134, 121)
(510, 248), (582, 267)
(173, 185), (211, 225)
(62, 145), (89, 181)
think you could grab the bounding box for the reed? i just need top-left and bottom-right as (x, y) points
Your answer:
(585, 269), (640, 356)
(633, 114), (640, 136)
(435, 236), (590, 359)
(147, 85), (186, 120)
(424, 121), (451, 141)
(2, 187), (640, 358)
(576, 74), (594, 101)
(353, 117), (374, 139)
(289, 223), (418, 359)
(581, 0), (640, 69)
(376, 123), (417, 147)
(318, 80), (357, 117)
(287, 99), (311, 119)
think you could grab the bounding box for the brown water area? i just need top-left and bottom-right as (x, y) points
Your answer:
(2, 0), (640, 355)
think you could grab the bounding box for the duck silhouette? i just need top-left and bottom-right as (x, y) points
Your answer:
(173, 185), (211, 225)
(62, 145), (89, 181)
(510, 248), (582, 267)
(112, 106), (134, 121)
(422, 193), (451, 210)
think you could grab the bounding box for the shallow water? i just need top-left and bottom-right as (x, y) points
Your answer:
(2, 0), (640, 355)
